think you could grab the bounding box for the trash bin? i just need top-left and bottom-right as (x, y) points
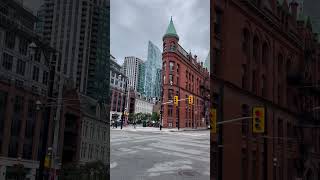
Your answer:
(143, 121), (147, 127)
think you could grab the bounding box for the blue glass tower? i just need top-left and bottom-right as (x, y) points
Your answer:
(144, 41), (162, 98)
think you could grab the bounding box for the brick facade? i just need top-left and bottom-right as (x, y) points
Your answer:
(211, 0), (320, 180)
(161, 19), (209, 129)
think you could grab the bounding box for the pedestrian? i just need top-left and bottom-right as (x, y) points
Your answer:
(115, 121), (118, 128)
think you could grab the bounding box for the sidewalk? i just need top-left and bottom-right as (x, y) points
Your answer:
(111, 125), (209, 132)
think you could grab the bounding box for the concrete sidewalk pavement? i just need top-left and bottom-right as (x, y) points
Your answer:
(111, 125), (209, 132)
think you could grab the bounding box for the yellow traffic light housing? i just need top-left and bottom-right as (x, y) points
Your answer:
(252, 107), (265, 133)
(188, 95), (193, 105)
(211, 108), (217, 133)
(174, 96), (179, 106)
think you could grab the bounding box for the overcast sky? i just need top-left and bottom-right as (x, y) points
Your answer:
(23, 0), (42, 15)
(111, 0), (210, 65)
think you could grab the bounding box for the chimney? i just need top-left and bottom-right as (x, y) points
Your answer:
(194, 55), (197, 60)
(290, 0), (299, 22)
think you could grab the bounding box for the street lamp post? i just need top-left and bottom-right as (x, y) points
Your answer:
(120, 75), (127, 130)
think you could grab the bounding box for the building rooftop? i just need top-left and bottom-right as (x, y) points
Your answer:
(163, 17), (179, 40)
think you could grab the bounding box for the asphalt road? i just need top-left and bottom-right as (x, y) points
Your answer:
(110, 128), (210, 180)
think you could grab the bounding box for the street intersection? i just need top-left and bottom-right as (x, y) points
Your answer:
(110, 127), (210, 180)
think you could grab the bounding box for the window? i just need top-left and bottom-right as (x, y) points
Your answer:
(42, 71), (49, 85)
(169, 61), (174, 72)
(5, 31), (15, 49)
(241, 149), (248, 180)
(163, 62), (166, 71)
(241, 104), (249, 136)
(2, 53), (13, 70)
(0, 91), (7, 139)
(253, 36), (260, 63)
(242, 29), (250, 55)
(32, 66), (40, 81)
(278, 54), (283, 73)
(252, 151), (257, 180)
(241, 64), (247, 89)
(214, 10), (222, 36)
(168, 89), (173, 100)
(19, 38), (28, 55)
(16, 59), (26, 75)
(252, 70), (257, 94)
(177, 64), (179, 73)
(169, 75), (174, 85)
(278, 118), (283, 142)
(278, 84), (282, 105)
(262, 75), (266, 97)
(262, 43), (268, 65)
(168, 105), (173, 117)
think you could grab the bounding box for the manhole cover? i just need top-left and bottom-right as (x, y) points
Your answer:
(178, 170), (200, 177)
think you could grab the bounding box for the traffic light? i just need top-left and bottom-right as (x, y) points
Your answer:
(211, 108), (217, 133)
(252, 107), (265, 133)
(188, 95), (193, 105)
(174, 96), (179, 106)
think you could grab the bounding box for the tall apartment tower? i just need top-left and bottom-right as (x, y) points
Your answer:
(38, 0), (109, 100)
(144, 41), (162, 99)
(123, 56), (144, 92)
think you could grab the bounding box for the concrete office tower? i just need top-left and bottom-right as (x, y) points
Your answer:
(38, 0), (109, 100)
(144, 41), (162, 99)
(123, 56), (144, 92)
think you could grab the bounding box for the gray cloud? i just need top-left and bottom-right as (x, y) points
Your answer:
(23, 0), (42, 15)
(111, 0), (210, 65)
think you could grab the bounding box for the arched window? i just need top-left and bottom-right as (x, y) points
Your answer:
(262, 42), (269, 65)
(241, 64), (247, 89)
(286, 58), (291, 72)
(252, 70), (257, 94)
(242, 29), (250, 56)
(170, 41), (176, 51)
(253, 36), (260, 63)
(262, 75), (266, 97)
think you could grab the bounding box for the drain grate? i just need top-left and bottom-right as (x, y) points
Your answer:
(178, 170), (200, 177)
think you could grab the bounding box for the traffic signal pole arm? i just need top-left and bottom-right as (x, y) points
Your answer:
(217, 116), (253, 125)
(162, 98), (189, 105)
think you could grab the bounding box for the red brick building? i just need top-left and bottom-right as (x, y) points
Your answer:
(211, 0), (320, 180)
(161, 18), (210, 129)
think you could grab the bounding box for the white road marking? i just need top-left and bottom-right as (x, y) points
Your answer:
(146, 160), (193, 177)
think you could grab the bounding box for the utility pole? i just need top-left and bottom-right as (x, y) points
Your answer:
(121, 77), (128, 129)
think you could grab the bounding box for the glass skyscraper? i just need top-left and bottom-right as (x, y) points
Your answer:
(144, 41), (162, 98)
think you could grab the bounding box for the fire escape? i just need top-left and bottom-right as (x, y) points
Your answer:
(287, 40), (320, 178)
(200, 76), (210, 126)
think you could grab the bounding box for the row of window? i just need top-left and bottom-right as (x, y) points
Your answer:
(2, 53), (49, 84)
(80, 142), (107, 161)
(82, 122), (107, 142)
(0, 93), (37, 159)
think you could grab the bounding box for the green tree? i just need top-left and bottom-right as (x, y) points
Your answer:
(151, 112), (160, 122)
